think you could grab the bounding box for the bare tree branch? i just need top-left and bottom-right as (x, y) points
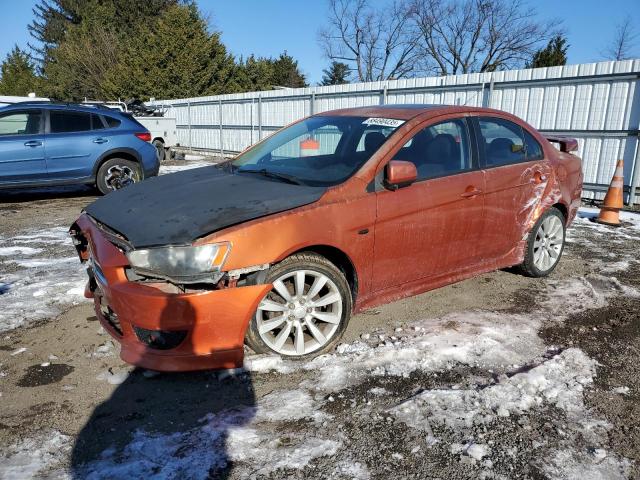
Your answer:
(603, 17), (639, 61)
(318, 0), (421, 81)
(411, 0), (558, 75)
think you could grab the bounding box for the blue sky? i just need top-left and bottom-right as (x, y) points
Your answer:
(1, 0), (638, 85)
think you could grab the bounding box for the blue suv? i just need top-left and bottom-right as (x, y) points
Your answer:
(0, 102), (160, 194)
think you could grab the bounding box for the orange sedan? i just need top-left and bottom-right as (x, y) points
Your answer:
(70, 105), (583, 371)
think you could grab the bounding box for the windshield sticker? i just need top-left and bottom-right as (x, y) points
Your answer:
(363, 117), (405, 128)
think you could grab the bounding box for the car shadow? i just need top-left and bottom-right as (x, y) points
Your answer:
(0, 184), (98, 204)
(70, 294), (255, 478)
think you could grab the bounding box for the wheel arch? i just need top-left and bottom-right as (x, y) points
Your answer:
(283, 245), (359, 303)
(152, 137), (165, 145)
(551, 201), (568, 223)
(92, 148), (142, 177)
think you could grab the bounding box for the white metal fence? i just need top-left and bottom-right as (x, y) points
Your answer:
(154, 60), (640, 203)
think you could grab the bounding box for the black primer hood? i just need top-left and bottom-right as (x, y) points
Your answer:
(85, 166), (327, 248)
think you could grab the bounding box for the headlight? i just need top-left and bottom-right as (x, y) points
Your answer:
(126, 242), (231, 283)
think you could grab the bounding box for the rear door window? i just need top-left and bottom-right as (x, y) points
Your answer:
(0, 110), (42, 135)
(50, 111), (92, 133)
(393, 118), (472, 180)
(478, 117), (526, 167)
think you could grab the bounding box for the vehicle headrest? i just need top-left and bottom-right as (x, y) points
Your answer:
(364, 131), (386, 154)
(488, 138), (515, 158)
(426, 133), (455, 161)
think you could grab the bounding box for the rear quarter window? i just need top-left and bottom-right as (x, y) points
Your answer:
(104, 116), (122, 128)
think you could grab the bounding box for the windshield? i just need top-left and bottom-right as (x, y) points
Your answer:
(231, 115), (404, 186)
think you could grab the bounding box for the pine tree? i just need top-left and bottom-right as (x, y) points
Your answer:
(120, 3), (239, 98)
(270, 52), (308, 88)
(528, 35), (569, 68)
(321, 61), (351, 86)
(0, 46), (42, 96)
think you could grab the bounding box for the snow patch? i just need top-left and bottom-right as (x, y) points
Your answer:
(158, 161), (212, 175)
(0, 430), (70, 480)
(0, 227), (86, 332)
(541, 448), (631, 480)
(390, 348), (596, 431)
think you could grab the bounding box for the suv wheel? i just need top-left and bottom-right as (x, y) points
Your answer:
(245, 253), (352, 358)
(96, 158), (141, 195)
(518, 207), (566, 277)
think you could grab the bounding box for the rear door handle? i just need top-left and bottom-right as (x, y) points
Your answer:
(530, 171), (547, 184)
(93, 138), (109, 144)
(24, 140), (42, 147)
(461, 187), (482, 198)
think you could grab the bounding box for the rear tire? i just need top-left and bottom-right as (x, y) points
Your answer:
(96, 158), (141, 195)
(245, 253), (352, 359)
(153, 139), (165, 161)
(518, 207), (566, 277)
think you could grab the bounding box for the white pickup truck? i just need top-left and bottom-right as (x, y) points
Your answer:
(82, 101), (178, 161)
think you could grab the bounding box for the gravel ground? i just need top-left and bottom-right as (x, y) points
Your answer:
(0, 161), (639, 479)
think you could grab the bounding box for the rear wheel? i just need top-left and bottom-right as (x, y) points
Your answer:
(245, 253), (352, 358)
(153, 139), (165, 161)
(96, 158), (141, 195)
(518, 207), (566, 277)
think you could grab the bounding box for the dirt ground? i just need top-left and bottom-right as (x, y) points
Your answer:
(0, 161), (639, 479)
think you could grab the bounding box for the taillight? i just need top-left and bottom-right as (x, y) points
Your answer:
(135, 132), (151, 142)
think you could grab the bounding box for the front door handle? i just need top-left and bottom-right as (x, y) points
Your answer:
(460, 187), (482, 198)
(93, 138), (109, 144)
(24, 140), (42, 147)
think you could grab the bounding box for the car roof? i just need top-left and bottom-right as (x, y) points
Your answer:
(315, 104), (509, 121)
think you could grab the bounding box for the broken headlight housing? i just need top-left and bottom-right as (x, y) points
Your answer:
(126, 242), (231, 284)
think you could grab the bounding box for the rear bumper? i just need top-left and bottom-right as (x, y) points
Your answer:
(141, 144), (160, 178)
(75, 214), (270, 372)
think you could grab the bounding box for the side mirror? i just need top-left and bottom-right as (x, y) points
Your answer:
(384, 160), (417, 190)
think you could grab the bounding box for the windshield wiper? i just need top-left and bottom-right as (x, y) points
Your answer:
(236, 168), (303, 185)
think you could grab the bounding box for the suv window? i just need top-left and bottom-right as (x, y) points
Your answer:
(104, 116), (121, 128)
(393, 118), (472, 180)
(523, 129), (544, 161)
(50, 110), (92, 133)
(91, 114), (105, 130)
(478, 117), (526, 167)
(0, 110), (42, 136)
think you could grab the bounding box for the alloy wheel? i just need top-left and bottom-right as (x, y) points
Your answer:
(533, 215), (564, 272)
(104, 164), (139, 191)
(256, 269), (343, 356)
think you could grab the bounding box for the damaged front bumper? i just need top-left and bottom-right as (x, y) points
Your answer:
(71, 214), (270, 372)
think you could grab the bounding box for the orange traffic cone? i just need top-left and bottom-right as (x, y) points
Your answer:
(597, 159), (624, 226)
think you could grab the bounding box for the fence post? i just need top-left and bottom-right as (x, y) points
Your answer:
(258, 95), (263, 141)
(380, 85), (387, 105)
(629, 135), (640, 205)
(218, 99), (224, 159)
(310, 92), (316, 115)
(187, 100), (192, 152)
(250, 97), (255, 145)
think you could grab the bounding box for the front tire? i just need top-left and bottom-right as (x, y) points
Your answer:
(518, 207), (566, 277)
(96, 158), (141, 195)
(245, 253), (352, 358)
